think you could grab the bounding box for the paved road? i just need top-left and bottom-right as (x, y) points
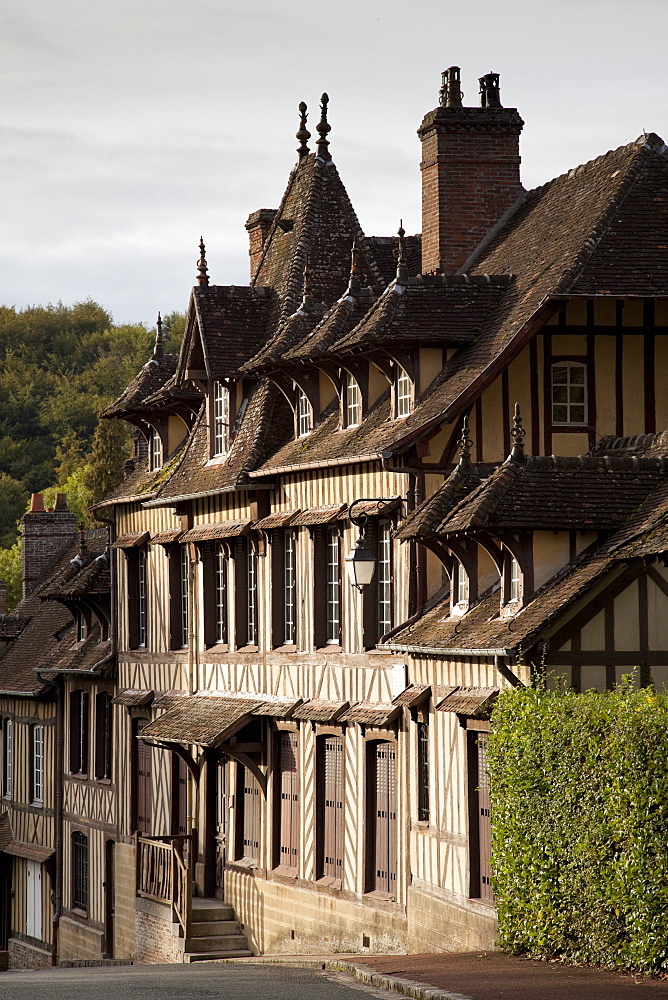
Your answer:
(0, 963), (385, 1000)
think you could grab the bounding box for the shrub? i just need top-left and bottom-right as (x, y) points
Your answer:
(487, 682), (668, 973)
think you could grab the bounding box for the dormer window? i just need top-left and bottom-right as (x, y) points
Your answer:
(395, 366), (412, 418)
(343, 371), (362, 428)
(212, 381), (230, 456)
(149, 427), (162, 471)
(502, 552), (522, 609)
(451, 560), (468, 614)
(297, 387), (312, 437)
(509, 556), (521, 603)
(75, 611), (88, 644)
(552, 362), (587, 426)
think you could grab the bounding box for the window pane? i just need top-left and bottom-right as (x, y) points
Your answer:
(570, 366), (585, 385)
(180, 548), (189, 648)
(377, 521), (392, 636)
(297, 388), (312, 437)
(552, 385), (568, 403)
(396, 368), (411, 418)
(552, 362), (587, 425)
(213, 382), (229, 456)
(326, 528), (340, 644)
(345, 372), (361, 428)
(215, 544), (227, 644)
(571, 405), (585, 423)
(284, 530), (296, 644)
(552, 366), (568, 384)
(247, 538), (257, 645)
(553, 404), (568, 423)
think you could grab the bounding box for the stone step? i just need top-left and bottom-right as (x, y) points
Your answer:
(189, 919), (241, 938)
(185, 934), (249, 953)
(190, 902), (235, 922)
(184, 950), (253, 963)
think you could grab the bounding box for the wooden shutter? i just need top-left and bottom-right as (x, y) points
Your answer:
(374, 742), (397, 894)
(126, 551), (140, 649)
(278, 732), (299, 872)
(243, 767), (260, 861)
(69, 691), (80, 773)
(135, 719), (152, 834)
(322, 736), (344, 883)
(234, 537), (248, 648)
(476, 732), (493, 901)
(417, 721), (429, 822)
(312, 527), (327, 649)
(271, 529), (285, 648)
(168, 545), (181, 650)
(172, 753), (188, 836)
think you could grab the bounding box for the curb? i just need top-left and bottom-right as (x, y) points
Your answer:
(323, 961), (472, 1000)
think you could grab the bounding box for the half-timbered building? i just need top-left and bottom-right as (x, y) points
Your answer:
(3, 65), (668, 964)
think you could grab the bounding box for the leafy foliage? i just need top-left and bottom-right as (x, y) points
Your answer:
(487, 682), (668, 974)
(0, 539), (22, 609)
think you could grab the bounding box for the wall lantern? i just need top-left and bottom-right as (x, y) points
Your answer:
(345, 498), (396, 593)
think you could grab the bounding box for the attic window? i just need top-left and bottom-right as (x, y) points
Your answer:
(75, 611), (88, 644)
(344, 371), (362, 428)
(451, 560), (468, 615)
(297, 387), (312, 437)
(277, 219), (294, 233)
(552, 362), (587, 426)
(149, 428), (162, 471)
(212, 381), (230, 457)
(395, 366), (412, 418)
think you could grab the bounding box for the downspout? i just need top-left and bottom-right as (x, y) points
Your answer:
(52, 673), (64, 966)
(494, 653), (524, 689)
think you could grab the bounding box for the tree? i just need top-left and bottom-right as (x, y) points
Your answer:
(0, 539), (22, 610)
(82, 418), (132, 510)
(0, 473), (27, 548)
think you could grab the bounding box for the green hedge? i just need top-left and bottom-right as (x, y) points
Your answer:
(487, 682), (668, 973)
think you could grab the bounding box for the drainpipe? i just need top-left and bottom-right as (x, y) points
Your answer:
(52, 673), (64, 965)
(494, 653), (524, 688)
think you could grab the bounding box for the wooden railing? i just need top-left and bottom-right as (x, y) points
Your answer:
(136, 834), (192, 936)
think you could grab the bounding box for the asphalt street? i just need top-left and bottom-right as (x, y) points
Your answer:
(0, 963), (393, 1000)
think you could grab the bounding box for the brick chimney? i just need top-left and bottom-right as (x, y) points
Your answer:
(245, 209), (277, 280)
(21, 492), (77, 598)
(418, 68), (524, 275)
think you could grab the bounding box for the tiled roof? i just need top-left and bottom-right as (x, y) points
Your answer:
(367, 234), (422, 285)
(0, 615), (29, 640)
(149, 529), (183, 545)
(111, 531), (150, 549)
(50, 628), (112, 675)
(393, 684), (431, 707)
(189, 285), (277, 377)
(112, 689), (154, 707)
(436, 686), (499, 717)
(291, 699), (349, 722)
(253, 510), (301, 530)
(290, 504), (347, 526)
(101, 354), (178, 419)
(283, 288), (376, 362)
(36, 530), (109, 599)
(405, 454), (668, 536)
(395, 464), (484, 539)
(147, 380), (292, 504)
(140, 695), (264, 746)
(181, 520), (252, 542)
(141, 373), (203, 412)
(0, 595), (71, 694)
(338, 702), (400, 726)
(239, 302), (325, 374)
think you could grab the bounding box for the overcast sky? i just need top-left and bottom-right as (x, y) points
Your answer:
(0, 0), (666, 327)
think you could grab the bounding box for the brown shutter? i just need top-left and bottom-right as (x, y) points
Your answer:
(95, 694), (105, 779)
(362, 521), (378, 649)
(126, 551), (140, 649)
(476, 732), (493, 902)
(69, 691), (79, 773)
(271, 529), (285, 648)
(312, 527), (327, 649)
(242, 767), (260, 861)
(417, 721), (429, 822)
(322, 736), (344, 882)
(234, 537), (248, 648)
(201, 543), (215, 648)
(172, 753), (188, 836)
(374, 742), (397, 894)
(278, 732), (299, 871)
(135, 718), (152, 834)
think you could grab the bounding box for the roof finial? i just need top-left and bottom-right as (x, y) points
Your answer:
(439, 66), (463, 109)
(457, 413), (475, 474)
(396, 221), (409, 284)
(316, 93), (331, 160)
(347, 237), (362, 295)
(510, 402), (526, 463)
(296, 101), (311, 160)
(197, 237), (209, 287)
(153, 311), (164, 359)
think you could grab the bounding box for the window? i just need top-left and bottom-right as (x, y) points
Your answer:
(126, 548), (147, 649)
(366, 741), (397, 896)
(326, 527), (341, 645)
(417, 722), (429, 822)
(149, 427), (162, 471)
(503, 552), (522, 607)
(32, 725), (44, 804)
(3, 719), (13, 799)
(344, 371), (361, 428)
(132, 718), (152, 834)
(297, 387), (312, 437)
(551, 362), (587, 425)
(235, 764), (260, 864)
(72, 832), (88, 912)
(468, 730), (493, 902)
(283, 530), (297, 645)
(316, 736), (344, 886)
(275, 731), (299, 874)
(395, 366), (412, 418)
(377, 520), (393, 637)
(69, 690), (89, 775)
(214, 544), (228, 643)
(509, 556), (521, 603)
(95, 693), (113, 781)
(246, 537), (258, 646)
(75, 611), (87, 643)
(453, 560), (468, 607)
(169, 546), (189, 650)
(212, 381), (229, 456)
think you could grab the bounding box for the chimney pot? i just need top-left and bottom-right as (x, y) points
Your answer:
(30, 492), (45, 513)
(479, 72), (502, 108)
(439, 67), (463, 109)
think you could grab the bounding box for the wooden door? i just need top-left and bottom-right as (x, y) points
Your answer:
(321, 737), (343, 883)
(134, 719), (152, 834)
(103, 840), (114, 958)
(26, 860), (42, 940)
(277, 732), (299, 872)
(371, 742), (397, 895)
(476, 732), (493, 901)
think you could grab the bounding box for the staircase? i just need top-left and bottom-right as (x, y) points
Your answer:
(183, 898), (252, 962)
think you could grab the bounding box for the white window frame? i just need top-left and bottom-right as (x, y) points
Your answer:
(137, 549), (147, 647)
(377, 520), (392, 637)
(509, 555), (521, 604)
(180, 547), (189, 649)
(4, 718), (13, 799)
(344, 371), (362, 428)
(297, 387), (312, 437)
(215, 543), (227, 644)
(149, 427), (162, 471)
(326, 527), (341, 644)
(284, 529), (297, 645)
(551, 361), (587, 426)
(213, 381), (230, 457)
(247, 537), (258, 646)
(75, 611), (87, 644)
(32, 724), (44, 805)
(395, 366), (412, 418)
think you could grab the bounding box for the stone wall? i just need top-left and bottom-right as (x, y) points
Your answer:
(134, 896), (183, 964)
(8, 935), (51, 969)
